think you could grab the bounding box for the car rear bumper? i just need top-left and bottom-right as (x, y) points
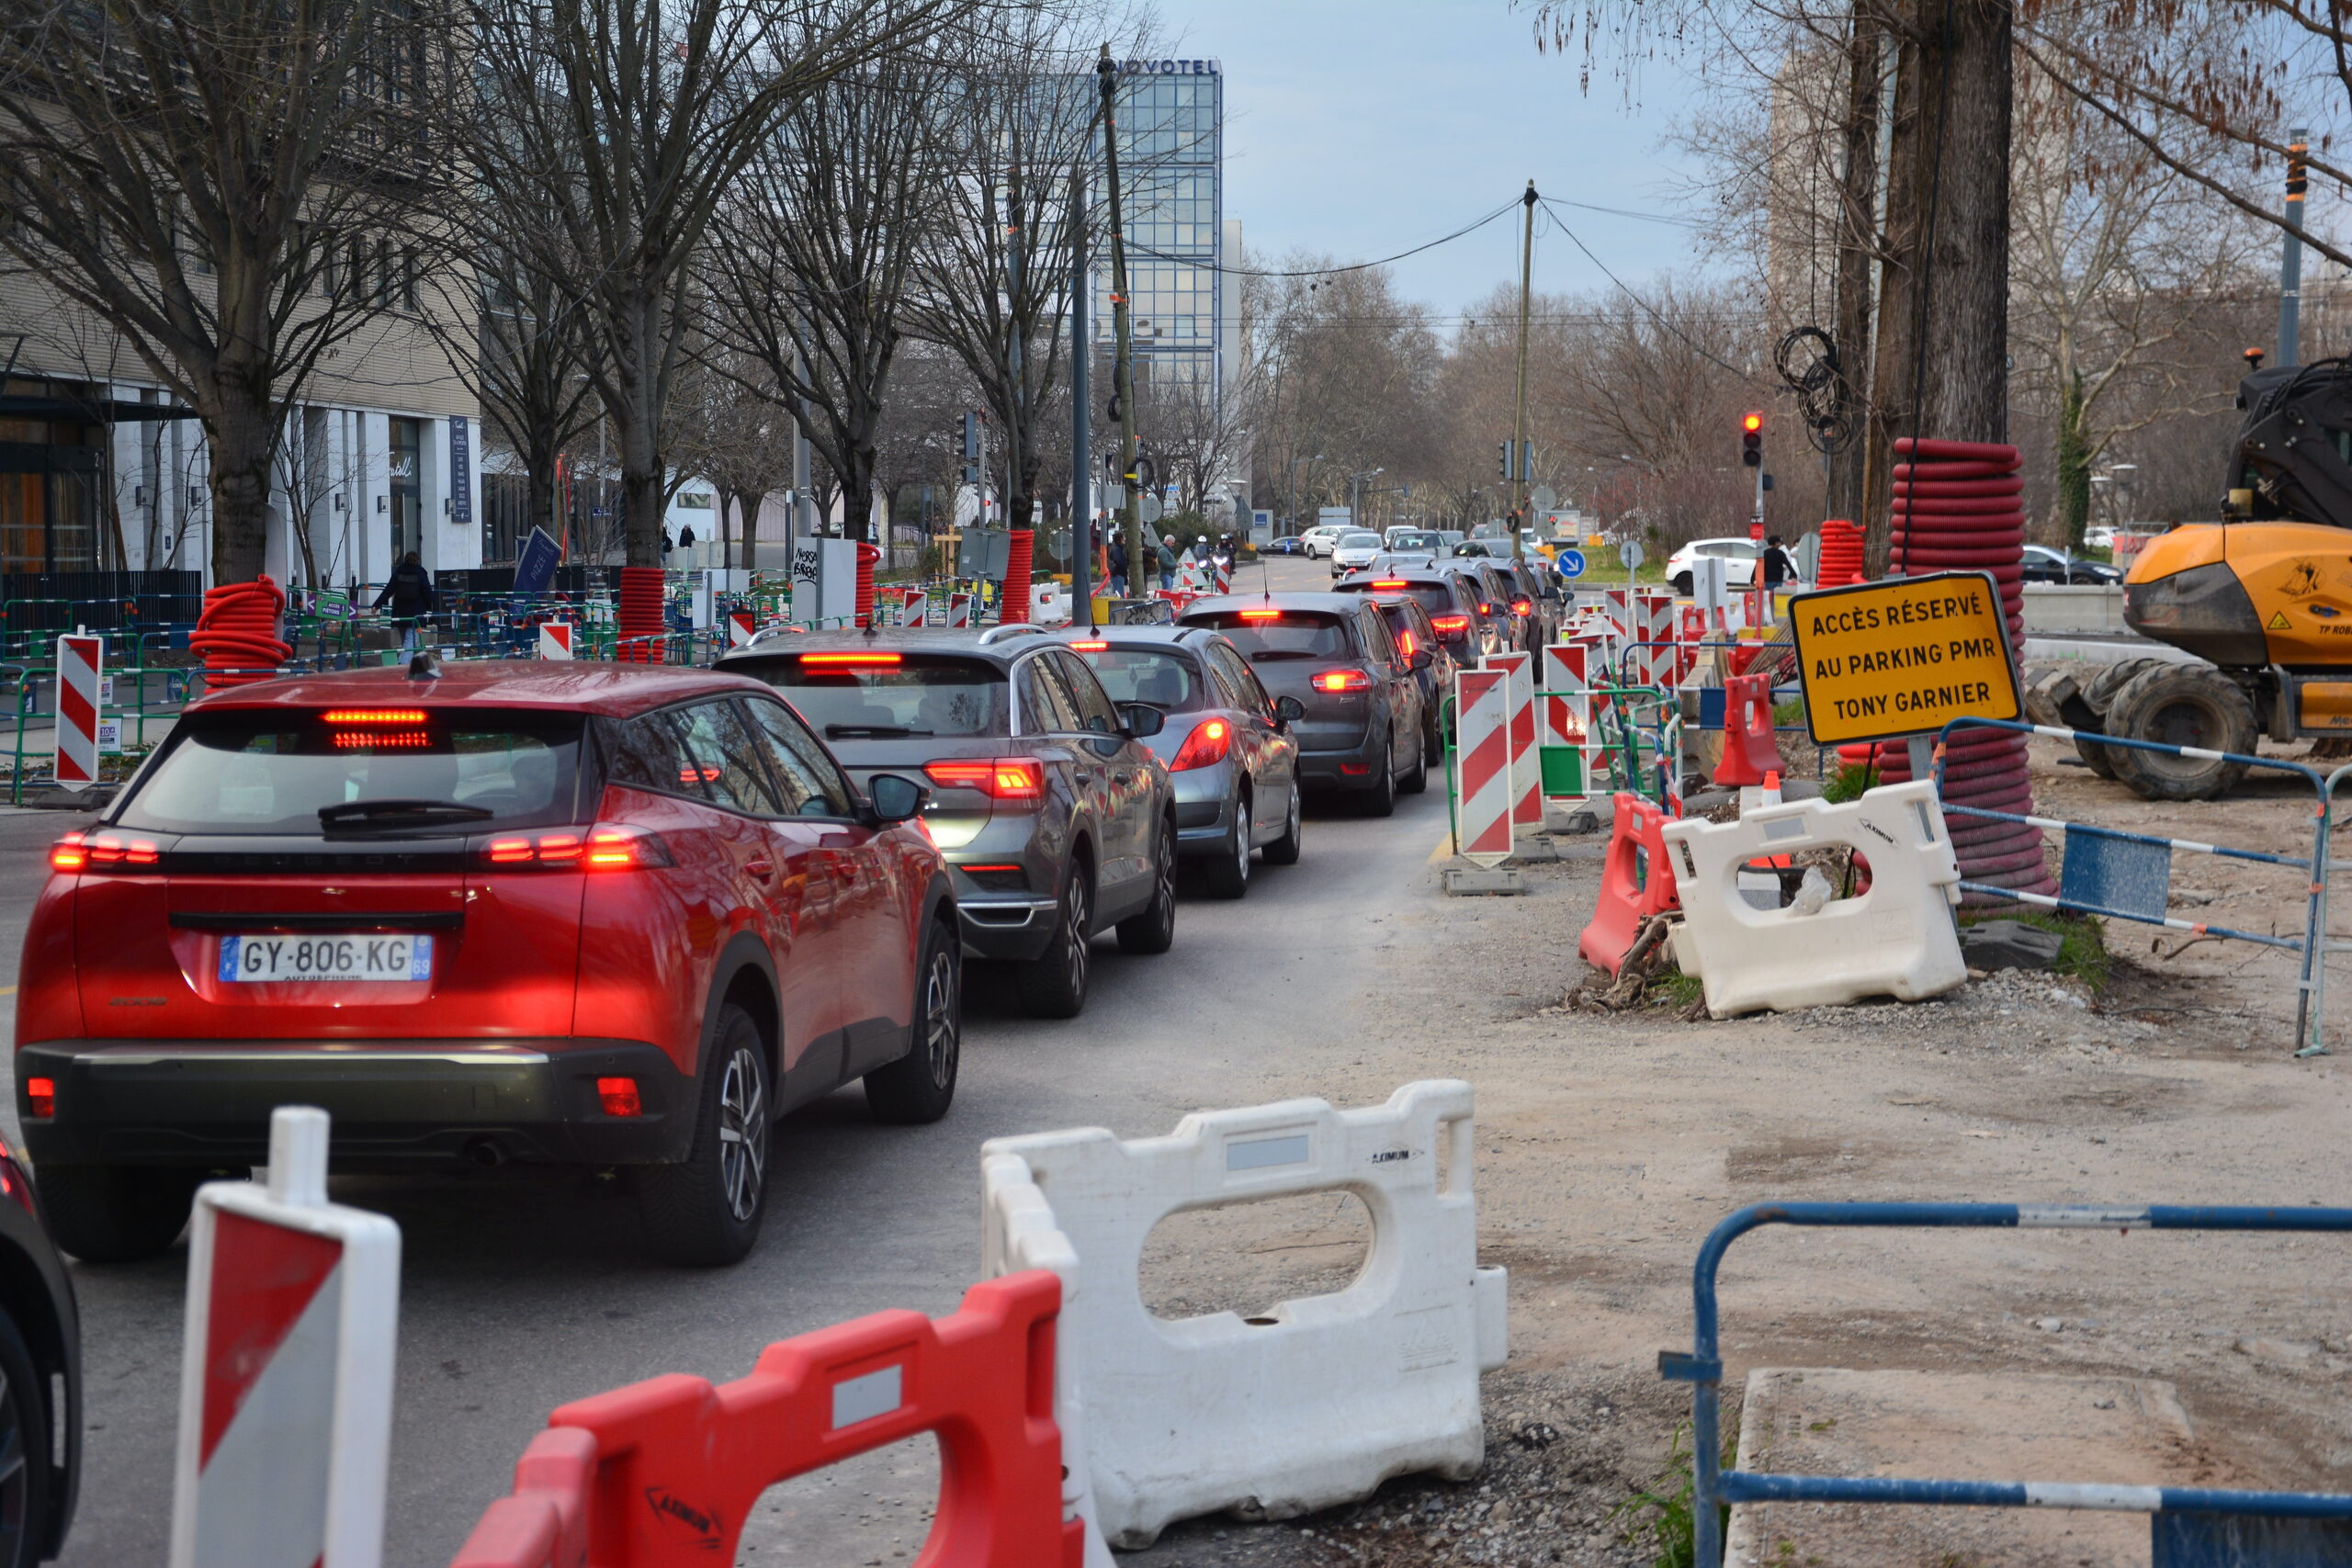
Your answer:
(1297, 732), (1383, 790)
(955, 897), (1059, 962)
(14, 1039), (695, 1168)
(1171, 770), (1235, 852)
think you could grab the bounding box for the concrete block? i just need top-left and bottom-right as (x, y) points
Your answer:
(1443, 867), (1526, 897)
(1962, 919), (2066, 972)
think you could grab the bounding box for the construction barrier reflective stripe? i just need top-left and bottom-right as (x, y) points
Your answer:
(51, 633), (100, 791)
(978, 1081), (1507, 1551)
(172, 1107), (401, 1568)
(1666, 1201), (2352, 1568)
(1486, 650), (1542, 829)
(536, 623), (573, 660)
(1538, 644), (1591, 800)
(1577, 792), (1679, 974)
(1660, 780), (1966, 1016)
(1453, 668), (1515, 866)
(447, 1271), (1084, 1568)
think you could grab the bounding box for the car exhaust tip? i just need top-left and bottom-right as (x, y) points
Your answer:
(465, 1135), (507, 1168)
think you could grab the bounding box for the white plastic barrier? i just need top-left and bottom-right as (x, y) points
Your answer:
(1662, 778), (1967, 1016)
(979, 1080), (1509, 1550)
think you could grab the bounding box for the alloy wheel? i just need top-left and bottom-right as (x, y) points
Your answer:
(715, 1045), (766, 1224)
(1232, 797), (1252, 886)
(1064, 875), (1092, 998)
(921, 942), (960, 1089)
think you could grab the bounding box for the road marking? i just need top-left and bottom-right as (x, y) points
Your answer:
(0, 987), (17, 996)
(1428, 833), (1458, 866)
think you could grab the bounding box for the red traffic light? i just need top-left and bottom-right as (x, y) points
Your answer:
(1741, 412), (1764, 433)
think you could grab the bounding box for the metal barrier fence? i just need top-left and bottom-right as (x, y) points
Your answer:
(1665, 1201), (2352, 1568)
(1931, 717), (2331, 1055)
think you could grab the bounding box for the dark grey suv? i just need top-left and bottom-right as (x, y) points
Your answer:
(1178, 594), (1428, 816)
(719, 626), (1177, 1019)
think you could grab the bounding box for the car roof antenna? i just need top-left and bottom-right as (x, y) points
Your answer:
(408, 649), (442, 679)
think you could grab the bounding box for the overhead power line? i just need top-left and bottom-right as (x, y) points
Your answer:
(1536, 197), (1768, 388)
(1125, 197), (1521, 277)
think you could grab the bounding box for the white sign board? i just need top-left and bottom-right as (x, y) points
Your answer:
(787, 536), (860, 626)
(1690, 556), (1731, 616)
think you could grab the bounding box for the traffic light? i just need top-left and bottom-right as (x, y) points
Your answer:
(1740, 412), (1763, 468)
(961, 412), (980, 485)
(1498, 441), (1511, 479)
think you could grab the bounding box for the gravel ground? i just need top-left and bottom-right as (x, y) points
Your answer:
(1124, 750), (2352, 1568)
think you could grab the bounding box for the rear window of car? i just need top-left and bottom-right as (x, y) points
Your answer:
(1188, 610), (1351, 662)
(1337, 579), (1456, 618)
(747, 653), (1008, 739)
(1698, 541), (1758, 558)
(1339, 533), (1381, 548)
(1069, 647), (1206, 713)
(118, 708), (582, 835)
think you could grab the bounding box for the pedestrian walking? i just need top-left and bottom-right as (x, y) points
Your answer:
(1758, 534), (1796, 626)
(1156, 534), (1178, 592)
(372, 550), (435, 652)
(1107, 536), (1129, 597)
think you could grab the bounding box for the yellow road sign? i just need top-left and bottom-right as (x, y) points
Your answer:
(1788, 570), (2020, 746)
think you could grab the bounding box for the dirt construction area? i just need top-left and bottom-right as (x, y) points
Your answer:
(1125, 739), (2352, 1568)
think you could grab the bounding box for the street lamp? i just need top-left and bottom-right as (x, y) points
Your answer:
(1349, 468), (1383, 530)
(1287, 453), (1325, 536)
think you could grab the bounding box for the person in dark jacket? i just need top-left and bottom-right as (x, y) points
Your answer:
(372, 551), (434, 651)
(1107, 536), (1129, 597)
(1758, 535), (1796, 626)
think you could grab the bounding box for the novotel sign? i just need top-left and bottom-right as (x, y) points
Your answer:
(1119, 58), (1220, 74)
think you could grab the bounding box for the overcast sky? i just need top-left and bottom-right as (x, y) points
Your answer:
(1164, 0), (1713, 325)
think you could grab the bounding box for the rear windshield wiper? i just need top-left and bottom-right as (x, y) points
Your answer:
(1250, 649), (1315, 661)
(318, 799), (496, 832)
(825, 724), (934, 739)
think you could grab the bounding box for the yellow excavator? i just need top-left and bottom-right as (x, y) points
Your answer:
(2031, 356), (2352, 799)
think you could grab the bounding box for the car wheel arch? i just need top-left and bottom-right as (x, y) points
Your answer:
(0, 1238), (77, 1555)
(702, 933), (782, 1112)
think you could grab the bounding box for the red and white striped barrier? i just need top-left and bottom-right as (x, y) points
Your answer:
(1454, 668), (1515, 868)
(172, 1107), (400, 1568)
(1485, 651), (1540, 830)
(1636, 591), (1675, 689)
(728, 610), (755, 647)
(1540, 643), (1591, 801)
(903, 591), (932, 627)
(52, 634), (100, 792)
(947, 592), (976, 628)
(536, 622), (573, 660)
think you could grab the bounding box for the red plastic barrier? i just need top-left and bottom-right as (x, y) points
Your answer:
(1816, 518), (1866, 588)
(855, 542), (881, 629)
(1712, 673), (1781, 787)
(189, 575), (290, 688)
(447, 1272), (1083, 1568)
(1578, 792), (1679, 974)
(617, 565), (665, 664)
(1000, 530), (1034, 625)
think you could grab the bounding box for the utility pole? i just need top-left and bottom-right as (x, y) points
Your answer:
(2280, 126), (2309, 368)
(1510, 179), (1537, 562)
(1070, 165), (1093, 626)
(1098, 46), (1144, 593)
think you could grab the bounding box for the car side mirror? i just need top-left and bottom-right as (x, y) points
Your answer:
(865, 773), (929, 824)
(1408, 649), (1433, 672)
(1118, 702), (1166, 739)
(1273, 694), (1306, 728)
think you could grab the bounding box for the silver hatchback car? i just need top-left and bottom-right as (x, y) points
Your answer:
(1059, 626), (1305, 898)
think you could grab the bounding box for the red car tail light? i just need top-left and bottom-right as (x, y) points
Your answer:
(923, 758), (1045, 800)
(481, 829), (596, 868)
(1512, 598), (1534, 615)
(65, 831), (162, 872)
(1370, 579), (1409, 589)
(1430, 615), (1469, 634)
(583, 824), (672, 869)
(322, 707), (428, 725)
(1069, 639), (1108, 651)
(1477, 602), (1494, 615)
(1312, 669), (1373, 694)
(596, 1077), (642, 1117)
(1238, 608), (1283, 622)
(800, 652), (903, 667)
(1397, 629), (1419, 659)
(334, 730), (430, 750)
(24, 1079), (53, 1119)
(1170, 717), (1232, 771)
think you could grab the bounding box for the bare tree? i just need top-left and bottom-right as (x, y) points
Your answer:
(0, 0), (453, 581)
(708, 47), (959, 548)
(466, 0), (971, 570)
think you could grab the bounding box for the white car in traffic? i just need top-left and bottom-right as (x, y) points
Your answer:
(1329, 530), (1385, 573)
(1299, 525), (1349, 559)
(1666, 536), (1761, 594)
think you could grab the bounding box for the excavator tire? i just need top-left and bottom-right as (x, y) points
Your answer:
(2102, 661), (2256, 801)
(2032, 659), (2149, 780)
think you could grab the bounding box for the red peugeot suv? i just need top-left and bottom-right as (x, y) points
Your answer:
(14, 661), (959, 1267)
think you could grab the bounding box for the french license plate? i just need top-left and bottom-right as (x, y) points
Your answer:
(219, 934), (434, 984)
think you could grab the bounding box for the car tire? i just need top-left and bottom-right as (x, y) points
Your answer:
(865, 918), (960, 1125)
(1016, 860), (1092, 1018)
(1202, 792), (1251, 899)
(0, 1302), (52, 1568)
(1670, 572), (1693, 596)
(36, 1163), (204, 1264)
(1263, 779), (1304, 865)
(1401, 738), (1429, 795)
(1361, 738), (1397, 818)
(1116, 818), (1179, 953)
(637, 1003), (770, 1267)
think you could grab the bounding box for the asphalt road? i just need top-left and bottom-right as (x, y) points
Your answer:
(11, 555), (1454, 1567)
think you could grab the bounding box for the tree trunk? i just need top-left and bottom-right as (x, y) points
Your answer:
(1827, 6), (1884, 529)
(1864, 0), (2011, 575)
(2057, 370), (2092, 549)
(204, 389), (277, 585)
